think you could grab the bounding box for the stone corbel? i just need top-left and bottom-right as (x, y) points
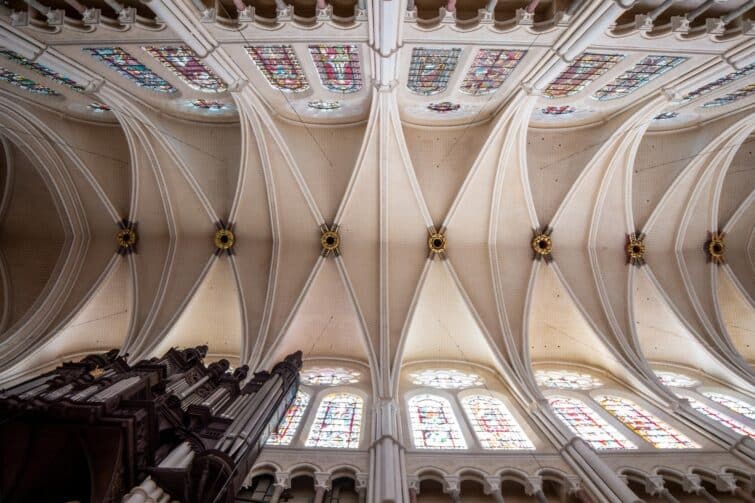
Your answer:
(484, 476), (502, 494)
(10, 10), (28, 26)
(354, 6), (367, 20)
(682, 474), (703, 494)
(553, 10), (570, 26)
(404, 7), (417, 21)
(478, 7), (493, 23)
(564, 475), (582, 495)
(45, 9), (65, 25)
(118, 6), (136, 23)
(443, 476), (461, 502)
(438, 7), (455, 23)
(407, 476), (420, 492)
(705, 17), (726, 35)
(355, 473), (368, 491)
(634, 13), (653, 31)
(200, 7), (215, 22)
(82, 7), (100, 24)
(316, 3), (332, 20)
(742, 19), (754, 36)
(276, 6), (292, 21)
(274, 471), (291, 489)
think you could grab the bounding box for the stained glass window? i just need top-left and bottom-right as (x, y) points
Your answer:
(408, 394), (467, 449)
(685, 397), (755, 439)
(0, 49), (85, 92)
(190, 99), (229, 110)
(427, 101), (460, 112)
(246, 45), (309, 92)
(308, 99), (341, 110)
(597, 396), (699, 449)
(592, 55), (686, 101)
(701, 392), (755, 420)
(701, 83), (755, 108)
(0, 66), (59, 95)
(461, 395), (534, 449)
(541, 105), (575, 115)
(654, 112), (678, 120)
(144, 46), (226, 92)
(305, 392), (363, 448)
(655, 371), (698, 388)
(267, 390), (310, 446)
(681, 63), (754, 103)
(549, 396), (636, 450)
(84, 47), (176, 93)
(308, 44), (362, 93)
(411, 369), (483, 389)
(300, 367), (360, 386)
(89, 102), (111, 112)
(535, 370), (602, 390)
(407, 47), (462, 96)
(543, 52), (624, 98)
(459, 49), (525, 96)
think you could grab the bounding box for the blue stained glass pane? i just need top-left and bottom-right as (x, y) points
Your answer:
(0, 49), (85, 92)
(460, 48), (526, 96)
(592, 55), (686, 101)
(701, 83), (755, 108)
(305, 392), (362, 448)
(267, 391), (310, 446)
(0, 66), (59, 95)
(407, 47), (462, 96)
(681, 63), (755, 103)
(144, 46), (226, 92)
(84, 47), (176, 93)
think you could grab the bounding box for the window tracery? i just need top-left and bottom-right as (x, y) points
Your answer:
(535, 370), (602, 390)
(543, 52), (624, 98)
(266, 390), (310, 446)
(653, 112), (678, 120)
(300, 367), (360, 386)
(308, 44), (362, 93)
(549, 396), (636, 450)
(680, 63), (754, 103)
(88, 102), (111, 112)
(592, 55), (686, 101)
(246, 45), (309, 92)
(701, 83), (755, 108)
(408, 394), (467, 449)
(685, 397), (755, 439)
(541, 105), (576, 115)
(461, 394), (534, 449)
(0, 67), (58, 95)
(596, 396), (699, 449)
(84, 47), (176, 93)
(654, 371), (699, 388)
(0, 49), (85, 92)
(459, 49), (525, 96)
(701, 392), (755, 420)
(410, 369), (483, 389)
(305, 392), (363, 448)
(190, 99), (229, 110)
(144, 46), (227, 92)
(308, 99), (342, 110)
(407, 47), (462, 96)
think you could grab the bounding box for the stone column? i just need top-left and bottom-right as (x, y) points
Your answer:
(369, 398), (405, 503)
(314, 472), (331, 503)
(525, 476), (548, 503)
(355, 472), (368, 503)
(269, 472), (290, 503)
(444, 476), (461, 503)
(407, 476), (420, 503)
(484, 476), (505, 503)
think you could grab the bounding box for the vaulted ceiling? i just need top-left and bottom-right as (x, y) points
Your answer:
(0, 0), (752, 406)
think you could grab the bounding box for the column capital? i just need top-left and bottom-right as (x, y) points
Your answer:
(645, 475), (666, 496)
(274, 471), (291, 489)
(443, 475), (461, 493)
(355, 472), (369, 490)
(564, 475), (582, 495)
(314, 471), (332, 490)
(484, 476), (502, 495)
(715, 473), (737, 493)
(525, 475), (543, 496)
(682, 474), (703, 494)
(407, 475), (420, 492)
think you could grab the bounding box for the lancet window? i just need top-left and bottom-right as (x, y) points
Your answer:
(461, 394), (534, 449)
(84, 47), (176, 93)
(408, 394), (467, 449)
(407, 47), (462, 95)
(308, 44), (362, 93)
(702, 392), (755, 420)
(305, 392), (363, 448)
(548, 396), (636, 450)
(685, 397), (755, 439)
(655, 371), (698, 388)
(701, 83), (755, 108)
(266, 390), (310, 446)
(596, 396), (698, 449)
(246, 45), (309, 92)
(0, 67), (59, 95)
(0, 50), (84, 92)
(592, 55), (686, 100)
(459, 49), (525, 96)
(543, 52), (624, 98)
(680, 63), (754, 103)
(144, 46), (226, 92)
